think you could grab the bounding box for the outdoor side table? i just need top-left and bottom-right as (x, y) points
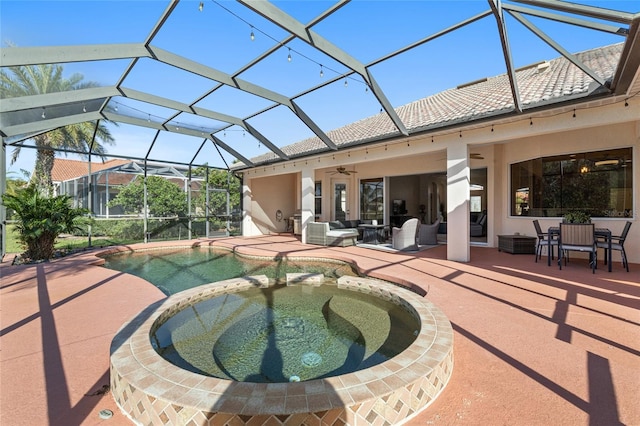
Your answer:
(359, 224), (387, 244)
(498, 234), (536, 254)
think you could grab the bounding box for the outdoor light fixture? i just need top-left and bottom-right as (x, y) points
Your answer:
(41, 108), (46, 119)
(83, 104), (87, 113)
(198, 2), (203, 12)
(319, 65), (324, 78)
(344, 78), (348, 87)
(250, 27), (255, 41)
(287, 48), (292, 62)
(580, 165), (589, 173)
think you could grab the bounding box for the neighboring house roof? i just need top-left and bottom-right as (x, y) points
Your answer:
(248, 43), (623, 166)
(52, 158), (204, 188)
(52, 158), (130, 183)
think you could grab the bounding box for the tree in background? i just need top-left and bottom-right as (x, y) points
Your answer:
(108, 175), (188, 217)
(192, 167), (241, 218)
(4, 170), (28, 196)
(1, 61), (115, 195)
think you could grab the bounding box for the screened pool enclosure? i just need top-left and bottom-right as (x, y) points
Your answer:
(52, 160), (242, 243)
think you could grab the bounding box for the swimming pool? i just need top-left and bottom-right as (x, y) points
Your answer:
(102, 247), (358, 294)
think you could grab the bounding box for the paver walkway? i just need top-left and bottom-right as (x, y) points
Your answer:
(1, 235), (639, 425)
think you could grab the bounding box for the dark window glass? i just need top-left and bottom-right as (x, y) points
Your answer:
(511, 148), (633, 218)
(360, 178), (384, 221)
(314, 182), (322, 215)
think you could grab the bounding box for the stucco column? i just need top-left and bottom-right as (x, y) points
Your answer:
(300, 166), (314, 244)
(242, 177), (253, 236)
(447, 142), (470, 262)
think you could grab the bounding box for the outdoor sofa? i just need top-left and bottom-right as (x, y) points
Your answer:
(307, 222), (359, 247)
(329, 219), (374, 241)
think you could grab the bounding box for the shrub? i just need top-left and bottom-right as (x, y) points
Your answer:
(2, 186), (88, 261)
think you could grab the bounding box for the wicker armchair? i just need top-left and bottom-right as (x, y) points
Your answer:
(392, 218), (420, 251)
(419, 219), (440, 245)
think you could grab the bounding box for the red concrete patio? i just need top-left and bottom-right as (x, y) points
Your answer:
(1, 235), (639, 426)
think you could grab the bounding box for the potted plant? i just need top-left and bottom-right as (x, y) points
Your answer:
(562, 210), (591, 223)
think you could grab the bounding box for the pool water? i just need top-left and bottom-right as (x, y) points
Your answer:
(102, 247), (358, 295)
(151, 283), (420, 383)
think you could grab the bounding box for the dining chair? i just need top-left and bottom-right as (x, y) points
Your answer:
(559, 223), (597, 273)
(597, 221), (632, 272)
(532, 220), (558, 263)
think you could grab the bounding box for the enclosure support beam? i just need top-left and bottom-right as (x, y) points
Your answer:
(143, 161), (148, 243)
(187, 167), (192, 241)
(205, 168), (210, 238)
(0, 137), (6, 261)
(226, 171), (231, 237)
(87, 153), (92, 247)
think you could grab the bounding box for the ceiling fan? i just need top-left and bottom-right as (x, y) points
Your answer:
(331, 166), (358, 175)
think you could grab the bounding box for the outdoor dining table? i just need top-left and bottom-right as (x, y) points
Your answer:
(548, 226), (612, 272)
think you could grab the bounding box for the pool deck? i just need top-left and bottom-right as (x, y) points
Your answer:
(1, 234), (639, 426)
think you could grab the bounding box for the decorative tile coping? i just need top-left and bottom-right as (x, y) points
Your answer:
(110, 275), (454, 425)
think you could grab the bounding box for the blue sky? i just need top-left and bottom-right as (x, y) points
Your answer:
(2, 0), (638, 177)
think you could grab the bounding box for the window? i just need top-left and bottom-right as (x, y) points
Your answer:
(511, 148), (633, 218)
(470, 196), (482, 213)
(314, 181), (322, 216)
(360, 178), (383, 221)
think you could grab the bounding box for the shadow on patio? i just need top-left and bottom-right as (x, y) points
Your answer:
(1, 235), (638, 425)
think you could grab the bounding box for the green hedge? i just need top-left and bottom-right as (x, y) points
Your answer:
(70, 217), (240, 240)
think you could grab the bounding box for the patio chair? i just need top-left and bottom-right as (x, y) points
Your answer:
(419, 219), (440, 245)
(470, 211), (487, 237)
(597, 221), (632, 272)
(558, 223), (597, 273)
(532, 220), (558, 263)
(392, 218), (420, 251)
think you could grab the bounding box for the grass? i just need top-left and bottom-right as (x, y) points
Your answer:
(4, 224), (136, 255)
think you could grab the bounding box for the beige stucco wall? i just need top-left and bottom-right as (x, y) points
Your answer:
(245, 173), (297, 234)
(242, 99), (639, 264)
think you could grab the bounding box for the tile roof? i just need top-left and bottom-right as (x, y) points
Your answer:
(249, 43), (623, 165)
(51, 158), (131, 182)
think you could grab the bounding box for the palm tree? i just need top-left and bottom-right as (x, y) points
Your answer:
(0, 62), (115, 195)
